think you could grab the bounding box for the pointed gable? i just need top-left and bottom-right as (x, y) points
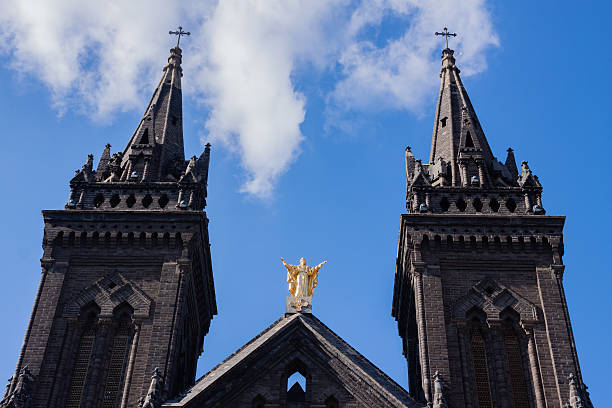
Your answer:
(163, 314), (421, 408)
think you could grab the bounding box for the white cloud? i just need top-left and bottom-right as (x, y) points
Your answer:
(0, 0), (196, 117)
(188, 0), (348, 197)
(331, 0), (499, 114)
(0, 0), (497, 197)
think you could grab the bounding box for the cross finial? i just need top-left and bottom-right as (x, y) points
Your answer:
(169, 26), (191, 48)
(435, 27), (457, 50)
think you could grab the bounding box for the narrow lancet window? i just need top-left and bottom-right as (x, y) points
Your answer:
(504, 324), (530, 408)
(470, 325), (492, 408)
(102, 309), (133, 407)
(287, 371), (306, 402)
(66, 311), (98, 408)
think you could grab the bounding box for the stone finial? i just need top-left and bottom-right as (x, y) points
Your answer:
(0, 376), (12, 404)
(405, 147), (416, 182)
(505, 147), (519, 179)
(521, 161), (531, 177)
(0, 366), (34, 408)
(185, 156), (197, 174)
(96, 144), (112, 181)
(568, 373), (585, 408)
(139, 367), (164, 408)
(432, 371), (448, 408)
(196, 143), (212, 185)
(104, 152), (123, 182)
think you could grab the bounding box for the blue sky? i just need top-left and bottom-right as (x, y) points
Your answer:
(0, 0), (610, 405)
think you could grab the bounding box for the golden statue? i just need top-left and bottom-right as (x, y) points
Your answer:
(281, 257), (327, 297)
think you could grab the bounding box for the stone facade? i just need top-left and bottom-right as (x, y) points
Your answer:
(1, 47), (216, 408)
(1, 42), (592, 408)
(392, 48), (592, 408)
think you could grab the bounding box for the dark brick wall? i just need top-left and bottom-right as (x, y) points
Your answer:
(10, 210), (215, 408)
(393, 214), (585, 408)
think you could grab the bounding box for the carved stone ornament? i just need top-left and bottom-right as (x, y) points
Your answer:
(139, 367), (164, 408)
(432, 371), (448, 408)
(286, 296), (312, 314)
(0, 366), (34, 408)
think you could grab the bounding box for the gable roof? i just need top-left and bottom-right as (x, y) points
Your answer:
(163, 313), (422, 407)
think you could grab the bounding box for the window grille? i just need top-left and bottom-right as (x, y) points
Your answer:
(470, 327), (493, 408)
(102, 321), (131, 408)
(504, 325), (530, 408)
(66, 326), (96, 408)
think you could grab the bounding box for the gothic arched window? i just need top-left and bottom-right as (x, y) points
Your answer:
(470, 323), (493, 408)
(252, 394), (266, 408)
(325, 395), (339, 408)
(503, 322), (529, 408)
(66, 307), (99, 408)
(102, 305), (133, 408)
(285, 359), (309, 404)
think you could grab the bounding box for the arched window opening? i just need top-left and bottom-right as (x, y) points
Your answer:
(102, 305), (133, 408)
(139, 128), (150, 144)
(465, 131), (475, 148)
(252, 394), (266, 408)
(470, 322), (492, 408)
(66, 306), (99, 408)
(503, 322), (530, 408)
(126, 194), (136, 208)
(440, 197), (450, 212)
(94, 193), (105, 208)
(473, 198), (483, 212)
(325, 395), (339, 408)
(158, 194), (169, 208)
(456, 198), (467, 212)
(287, 370), (306, 402)
(489, 198), (500, 212)
(109, 194), (120, 208)
(142, 194), (153, 208)
(506, 198), (517, 213)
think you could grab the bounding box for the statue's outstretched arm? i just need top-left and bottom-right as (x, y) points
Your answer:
(281, 257), (290, 268)
(281, 257), (297, 274)
(314, 260), (327, 271)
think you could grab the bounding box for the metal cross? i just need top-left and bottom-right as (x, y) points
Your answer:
(435, 27), (457, 49)
(169, 26), (191, 48)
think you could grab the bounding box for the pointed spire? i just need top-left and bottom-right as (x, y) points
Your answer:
(505, 147), (519, 179)
(120, 46), (186, 182)
(429, 47), (498, 187)
(198, 142), (211, 186)
(95, 144), (112, 181)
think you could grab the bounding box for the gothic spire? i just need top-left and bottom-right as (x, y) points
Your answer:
(66, 38), (212, 212)
(403, 44), (545, 214)
(429, 48), (497, 186)
(119, 46), (186, 182)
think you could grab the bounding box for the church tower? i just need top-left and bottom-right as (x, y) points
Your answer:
(392, 47), (592, 407)
(2, 45), (216, 408)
